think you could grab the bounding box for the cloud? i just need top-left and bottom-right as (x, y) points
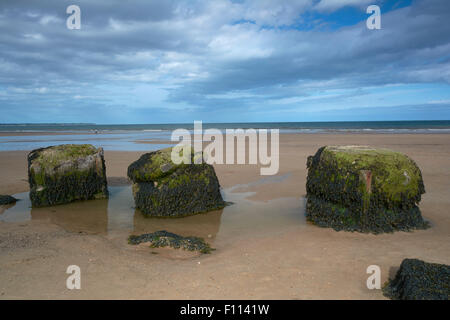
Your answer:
(39, 14), (62, 25)
(241, 0), (314, 26)
(314, 0), (374, 12)
(0, 0), (449, 123)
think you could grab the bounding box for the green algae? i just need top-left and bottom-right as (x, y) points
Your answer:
(29, 144), (100, 186)
(128, 147), (225, 217)
(31, 144), (97, 169)
(28, 144), (108, 207)
(306, 146), (428, 233)
(127, 146), (201, 183)
(325, 146), (424, 204)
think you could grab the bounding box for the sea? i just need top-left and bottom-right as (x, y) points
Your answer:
(0, 121), (449, 151)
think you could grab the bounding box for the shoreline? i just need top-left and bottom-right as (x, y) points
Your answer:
(2, 130), (450, 137)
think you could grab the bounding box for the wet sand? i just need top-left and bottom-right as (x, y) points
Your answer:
(0, 133), (449, 299)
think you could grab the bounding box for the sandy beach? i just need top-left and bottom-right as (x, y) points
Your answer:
(0, 133), (449, 299)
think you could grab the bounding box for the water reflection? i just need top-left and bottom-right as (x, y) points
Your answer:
(0, 191), (31, 222)
(0, 185), (306, 243)
(31, 198), (109, 234)
(0, 186), (225, 240)
(133, 209), (223, 242)
(0, 203), (16, 215)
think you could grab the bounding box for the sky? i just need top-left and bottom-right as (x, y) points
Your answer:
(0, 0), (450, 124)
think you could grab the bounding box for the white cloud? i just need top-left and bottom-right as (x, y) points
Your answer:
(22, 33), (44, 40)
(208, 24), (274, 60)
(242, 0), (313, 26)
(39, 15), (62, 25)
(315, 0), (374, 12)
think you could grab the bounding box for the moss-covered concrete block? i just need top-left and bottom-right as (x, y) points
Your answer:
(306, 146), (428, 233)
(127, 147), (225, 217)
(383, 259), (450, 300)
(28, 144), (108, 207)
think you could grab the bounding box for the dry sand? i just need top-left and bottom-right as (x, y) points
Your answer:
(0, 133), (449, 299)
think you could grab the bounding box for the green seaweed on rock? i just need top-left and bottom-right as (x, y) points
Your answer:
(28, 144), (108, 207)
(305, 146), (428, 233)
(383, 259), (450, 300)
(127, 147), (226, 217)
(128, 230), (215, 254)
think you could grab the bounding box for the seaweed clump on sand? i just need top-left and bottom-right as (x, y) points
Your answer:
(306, 146), (428, 233)
(128, 230), (215, 254)
(28, 144), (108, 207)
(0, 195), (17, 205)
(127, 147), (226, 217)
(383, 259), (450, 300)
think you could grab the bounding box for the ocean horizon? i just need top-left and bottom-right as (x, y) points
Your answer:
(1, 120), (450, 152)
(1, 120), (450, 133)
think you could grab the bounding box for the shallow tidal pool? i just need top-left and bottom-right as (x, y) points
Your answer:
(0, 184), (306, 246)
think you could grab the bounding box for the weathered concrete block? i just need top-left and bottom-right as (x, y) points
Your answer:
(127, 147), (225, 217)
(306, 146), (428, 233)
(383, 259), (450, 300)
(28, 144), (108, 207)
